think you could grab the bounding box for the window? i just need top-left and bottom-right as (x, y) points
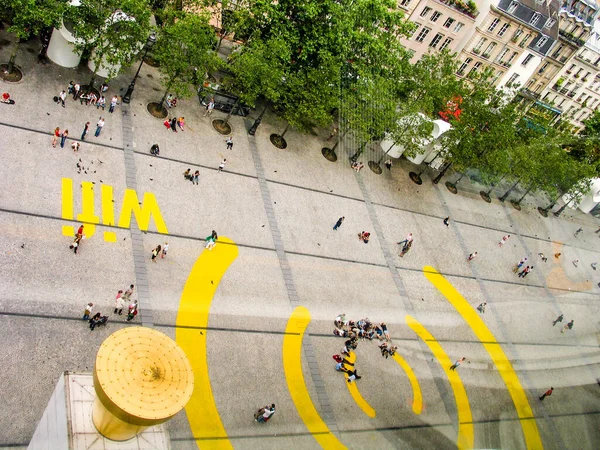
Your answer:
(483, 42), (497, 58)
(522, 53), (534, 66)
(430, 11), (442, 22)
(420, 6), (431, 17)
(443, 18), (455, 28)
(567, 63), (575, 73)
(488, 18), (501, 32)
(473, 37), (487, 52)
(544, 18), (555, 28)
(507, 51), (518, 64)
(506, 73), (520, 86)
(429, 33), (444, 48)
(519, 34), (531, 48)
(537, 62), (548, 74)
(453, 22), (465, 33)
(468, 62), (483, 76)
(552, 44), (564, 58)
(530, 13), (541, 26)
(536, 36), (548, 48)
(399, 0), (411, 6)
(492, 71), (503, 82)
(498, 23), (510, 37)
(439, 37), (453, 51)
(497, 48), (509, 62)
(457, 57), (472, 75)
(415, 27), (431, 42)
(507, 1), (519, 14)
(512, 29), (523, 41)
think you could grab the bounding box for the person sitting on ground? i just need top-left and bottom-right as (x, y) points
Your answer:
(177, 117), (185, 131)
(89, 312), (105, 330)
(346, 369), (361, 383)
(205, 230), (218, 250)
(1, 92), (11, 103)
(150, 144), (160, 156)
(166, 94), (175, 108)
(183, 168), (192, 180)
(354, 162), (364, 172)
(79, 92), (90, 105)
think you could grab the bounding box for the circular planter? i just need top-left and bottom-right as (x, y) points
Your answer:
(480, 191), (492, 203)
(0, 64), (23, 82)
(270, 134), (287, 149)
(409, 172), (423, 185)
(510, 200), (522, 211)
(368, 161), (382, 174)
(537, 206), (549, 217)
(146, 102), (168, 119)
(321, 147), (337, 162)
(212, 119), (232, 135)
(445, 182), (458, 194)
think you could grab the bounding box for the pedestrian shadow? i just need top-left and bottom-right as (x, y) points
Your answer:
(546, 242), (592, 293)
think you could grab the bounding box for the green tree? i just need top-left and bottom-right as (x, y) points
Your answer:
(151, 11), (222, 110)
(65, 0), (152, 87)
(1, 0), (67, 74)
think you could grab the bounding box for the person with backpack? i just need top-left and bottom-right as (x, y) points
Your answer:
(254, 404), (276, 423)
(126, 300), (138, 322)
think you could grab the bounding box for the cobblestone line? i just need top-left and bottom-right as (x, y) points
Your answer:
(432, 184), (565, 449)
(246, 134), (339, 433)
(121, 105), (154, 328)
(353, 173), (458, 430)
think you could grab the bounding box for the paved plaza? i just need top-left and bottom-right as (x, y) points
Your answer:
(0, 33), (599, 449)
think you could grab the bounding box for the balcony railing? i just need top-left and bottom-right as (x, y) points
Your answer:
(436, 0), (479, 19)
(558, 29), (585, 47)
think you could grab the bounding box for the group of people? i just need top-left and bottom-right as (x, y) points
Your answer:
(333, 314), (391, 343)
(163, 117), (185, 132)
(82, 302), (107, 331)
(59, 82), (113, 111)
(351, 161), (364, 172)
(184, 168), (200, 185)
(358, 231), (370, 244)
(151, 243), (169, 262)
(512, 257), (533, 278)
(81, 284), (139, 330)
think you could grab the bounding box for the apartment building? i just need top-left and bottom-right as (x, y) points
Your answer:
(398, 0), (479, 62)
(454, 0), (559, 94)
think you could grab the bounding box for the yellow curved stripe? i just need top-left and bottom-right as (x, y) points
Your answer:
(283, 306), (347, 449)
(406, 315), (474, 450)
(340, 352), (376, 418)
(424, 266), (543, 450)
(175, 238), (238, 450)
(391, 352), (423, 415)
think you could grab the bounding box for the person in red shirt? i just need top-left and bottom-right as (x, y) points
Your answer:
(539, 387), (553, 401)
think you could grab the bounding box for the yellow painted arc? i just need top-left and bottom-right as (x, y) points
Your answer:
(283, 306), (347, 449)
(175, 238), (239, 450)
(340, 352), (375, 418)
(391, 352), (423, 415)
(423, 266), (543, 450)
(406, 315), (474, 450)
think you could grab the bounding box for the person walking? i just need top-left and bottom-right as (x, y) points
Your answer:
(467, 252), (478, 261)
(204, 98), (214, 116)
(122, 284), (135, 302)
(60, 129), (69, 148)
(151, 244), (161, 262)
(255, 404), (276, 423)
(518, 266), (530, 278)
(109, 95), (118, 113)
(397, 233), (413, 247)
(59, 90), (67, 107)
(70, 234), (82, 254)
(333, 217), (345, 231)
(95, 118), (105, 137)
(477, 303), (486, 313)
(205, 230), (218, 250)
(539, 387), (553, 401)
(574, 227), (583, 237)
(572, 259), (579, 267)
(384, 159), (392, 170)
(72, 83), (80, 100)
(114, 290), (125, 315)
(161, 242), (169, 259)
(51, 127), (60, 147)
(217, 159), (226, 173)
(513, 257), (527, 273)
(170, 117), (177, 132)
(83, 302), (94, 320)
(81, 121), (90, 141)
(521, 265), (533, 278)
(450, 357), (466, 371)
(552, 314), (563, 326)
(561, 320), (574, 333)
(126, 300), (138, 322)
(498, 235), (510, 247)
(226, 137), (233, 150)
(443, 217), (450, 227)
(192, 170), (200, 185)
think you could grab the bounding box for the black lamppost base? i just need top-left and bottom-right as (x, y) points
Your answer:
(122, 83), (135, 104)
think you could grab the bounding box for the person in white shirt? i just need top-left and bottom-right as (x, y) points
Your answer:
(95, 117), (105, 137)
(255, 404), (275, 422)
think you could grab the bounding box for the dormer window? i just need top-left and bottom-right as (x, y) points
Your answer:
(508, 1), (519, 14)
(544, 18), (555, 29)
(530, 13), (541, 26)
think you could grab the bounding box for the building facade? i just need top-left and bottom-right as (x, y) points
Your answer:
(398, 0), (480, 62)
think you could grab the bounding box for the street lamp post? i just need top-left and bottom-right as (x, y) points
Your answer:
(122, 33), (156, 104)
